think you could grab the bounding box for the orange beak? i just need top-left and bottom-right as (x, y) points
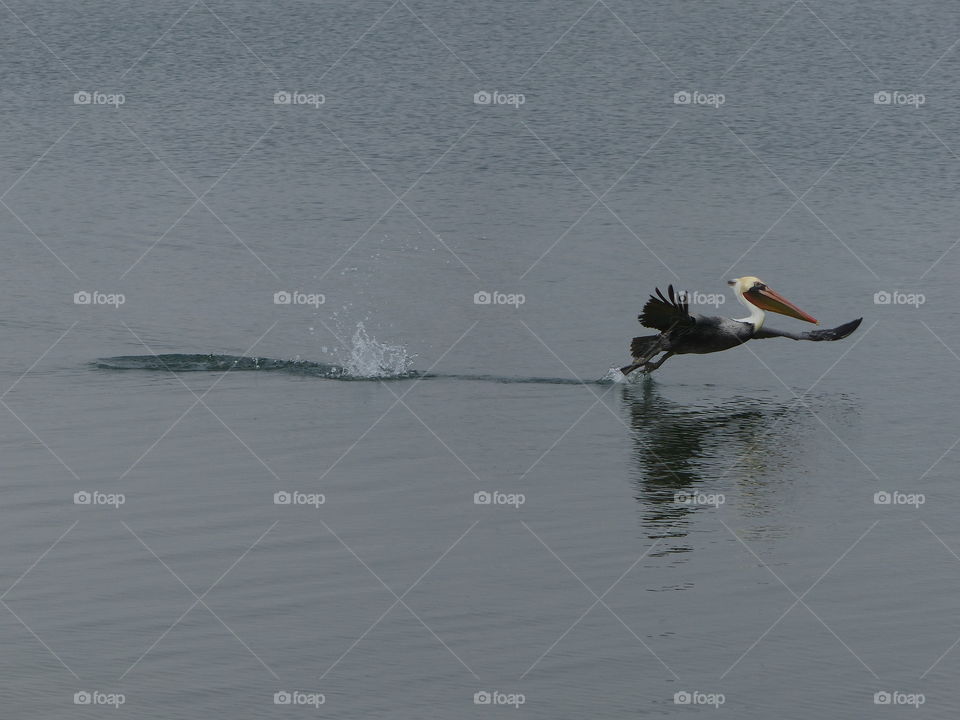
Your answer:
(745, 286), (818, 324)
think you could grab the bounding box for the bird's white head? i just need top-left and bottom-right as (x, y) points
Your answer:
(727, 276), (818, 327)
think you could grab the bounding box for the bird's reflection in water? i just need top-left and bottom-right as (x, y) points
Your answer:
(622, 377), (810, 556)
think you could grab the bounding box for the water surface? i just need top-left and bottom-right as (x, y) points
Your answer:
(1, 1), (959, 717)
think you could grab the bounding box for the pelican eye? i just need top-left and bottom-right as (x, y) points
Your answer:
(755, 283), (767, 291)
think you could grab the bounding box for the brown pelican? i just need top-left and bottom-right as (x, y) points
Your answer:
(620, 277), (862, 375)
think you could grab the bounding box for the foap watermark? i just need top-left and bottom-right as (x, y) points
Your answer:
(678, 290), (725, 308)
(674, 490), (725, 508)
(274, 290), (325, 307)
(673, 90), (725, 108)
(74, 90), (125, 107)
(473, 690), (525, 708)
(474, 90), (525, 108)
(874, 690), (925, 708)
(74, 290), (125, 308)
(873, 91), (925, 108)
(474, 490), (525, 509)
(874, 491), (925, 508)
(74, 490), (125, 509)
(474, 290), (525, 307)
(74, 690), (125, 708)
(274, 690), (325, 708)
(274, 491), (325, 508)
(274, 91), (325, 108)
(874, 290), (924, 307)
(674, 690), (725, 708)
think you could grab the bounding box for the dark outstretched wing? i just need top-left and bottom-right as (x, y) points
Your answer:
(753, 317), (862, 341)
(639, 285), (694, 331)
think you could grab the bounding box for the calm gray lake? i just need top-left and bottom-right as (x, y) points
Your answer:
(1, 1), (959, 717)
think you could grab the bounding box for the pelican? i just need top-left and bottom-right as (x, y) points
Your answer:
(620, 276), (862, 375)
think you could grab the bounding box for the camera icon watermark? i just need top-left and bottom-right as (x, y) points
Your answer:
(874, 690), (924, 707)
(873, 490), (924, 508)
(473, 490), (525, 509)
(678, 290), (725, 308)
(273, 290), (325, 307)
(673, 690), (725, 708)
(473, 290), (525, 307)
(673, 90), (724, 108)
(274, 490), (325, 508)
(873, 90), (925, 108)
(473, 90), (525, 108)
(74, 290), (125, 308)
(473, 690), (525, 707)
(73, 690), (125, 707)
(274, 91), (324, 108)
(274, 690), (325, 707)
(74, 490), (125, 509)
(674, 490), (725, 508)
(873, 290), (924, 307)
(74, 90), (125, 107)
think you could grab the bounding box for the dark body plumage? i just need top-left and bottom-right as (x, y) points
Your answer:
(621, 285), (862, 375)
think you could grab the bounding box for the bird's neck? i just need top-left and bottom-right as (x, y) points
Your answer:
(734, 291), (765, 330)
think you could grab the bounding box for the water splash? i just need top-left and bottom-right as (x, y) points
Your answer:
(339, 322), (416, 379)
(602, 367), (628, 383)
(95, 323), (618, 384)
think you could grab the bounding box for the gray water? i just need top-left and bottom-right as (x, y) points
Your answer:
(1, 1), (959, 717)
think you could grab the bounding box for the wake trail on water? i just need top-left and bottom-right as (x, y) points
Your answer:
(94, 322), (621, 386)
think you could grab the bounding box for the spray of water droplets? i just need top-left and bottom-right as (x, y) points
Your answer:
(339, 322), (416, 378)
